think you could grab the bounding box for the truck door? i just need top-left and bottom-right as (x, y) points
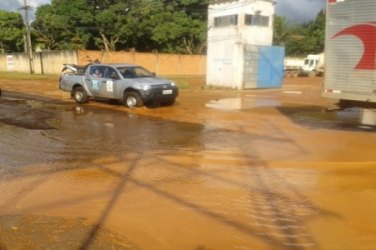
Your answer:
(86, 66), (119, 99)
(100, 66), (121, 99)
(86, 65), (106, 97)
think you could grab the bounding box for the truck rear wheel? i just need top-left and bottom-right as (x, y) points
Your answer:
(124, 91), (143, 109)
(72, 86), (88, 104)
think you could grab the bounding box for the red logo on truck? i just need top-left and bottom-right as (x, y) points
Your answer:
(328, 0), (343, 3)
(333, 22), (376, 70)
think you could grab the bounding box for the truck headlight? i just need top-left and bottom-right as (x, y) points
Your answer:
(140, 84), (151, 91)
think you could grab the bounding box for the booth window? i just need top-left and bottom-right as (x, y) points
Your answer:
(214, 15), (238, 27)
(245, 14), (269, 27)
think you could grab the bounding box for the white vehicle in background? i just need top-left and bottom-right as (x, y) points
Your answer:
(284, 57), (304, 77)
(300, 53), (325, 77)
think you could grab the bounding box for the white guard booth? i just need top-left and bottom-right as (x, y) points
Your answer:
(206, 0), (284, 90)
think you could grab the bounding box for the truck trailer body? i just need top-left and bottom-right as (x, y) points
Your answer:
(322, 0), (376, 107)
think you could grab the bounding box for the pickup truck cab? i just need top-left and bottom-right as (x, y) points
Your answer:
(59, 63), (178, 108)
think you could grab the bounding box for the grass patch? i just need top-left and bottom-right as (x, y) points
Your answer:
(175, 80), (190, 90)
(162, 75), (205, 90)
(0, 72), (205, 90)
(0, 71), (58, 81)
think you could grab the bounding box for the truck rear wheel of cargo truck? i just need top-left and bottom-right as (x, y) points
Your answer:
(72, 86), (88, 104)
(308, 71), (316, 77)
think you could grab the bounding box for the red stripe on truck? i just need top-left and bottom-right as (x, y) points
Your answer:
(333, 23), (376, 70)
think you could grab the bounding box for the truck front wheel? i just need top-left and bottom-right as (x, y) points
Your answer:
(72, 86), (88, 104)
(124, 91), (143, 109)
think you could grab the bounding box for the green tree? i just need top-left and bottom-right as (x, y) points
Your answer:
(302, 9), (326, 54)
(150, 7), (207, 53)
(0, 10), (24, 53)
(274, 10), (326, 56)
(53, 0), (94, 49)
(32, 4), (63, 50)
(32, 0), (208, 54)
(115, 0), (161, 51)
(92, 1), (130, 51)
(33, 0), (94, 50)
(114, 0), (207, 53)
(273, 15), (290, 46)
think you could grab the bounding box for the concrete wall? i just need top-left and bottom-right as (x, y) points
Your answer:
(0, 50), (206, 76)
(78, 50), (206, 76)
(37, 50), (78, 74)
(0, 51), (78, 74)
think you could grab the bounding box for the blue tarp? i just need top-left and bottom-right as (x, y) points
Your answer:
(257, 46), (285, 88)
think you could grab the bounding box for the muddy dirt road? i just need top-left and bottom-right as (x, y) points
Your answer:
(0, 76), (375, 250)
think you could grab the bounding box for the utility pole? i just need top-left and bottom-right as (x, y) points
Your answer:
(20, 0), (34, 74)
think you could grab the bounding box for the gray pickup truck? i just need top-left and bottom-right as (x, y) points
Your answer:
(59, 63), (178, 108)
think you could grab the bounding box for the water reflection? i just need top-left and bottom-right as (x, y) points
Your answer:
(206, 97), (281, 111)
(279, 106), (376, 131)
(360, 109), (376, 127)
(0, 97), (55, 130)
(60, 105), (206, 151)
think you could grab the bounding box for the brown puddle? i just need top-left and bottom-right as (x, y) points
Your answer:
(0, 94), (375, 250)
(0, 98), (56, 130)
(278, 106), (376, 132)
(206, 96), (281, 111)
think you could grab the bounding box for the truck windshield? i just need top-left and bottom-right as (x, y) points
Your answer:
(117, 66), (154, 78)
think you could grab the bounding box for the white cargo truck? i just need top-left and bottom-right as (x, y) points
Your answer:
(300, 53), (325, 77)
(323, 0), (376, 108)
(284, 57), (304, 77)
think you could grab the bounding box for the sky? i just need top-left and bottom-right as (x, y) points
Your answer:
(0, 0), (326, 23)
(275, 0), (326, 23)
